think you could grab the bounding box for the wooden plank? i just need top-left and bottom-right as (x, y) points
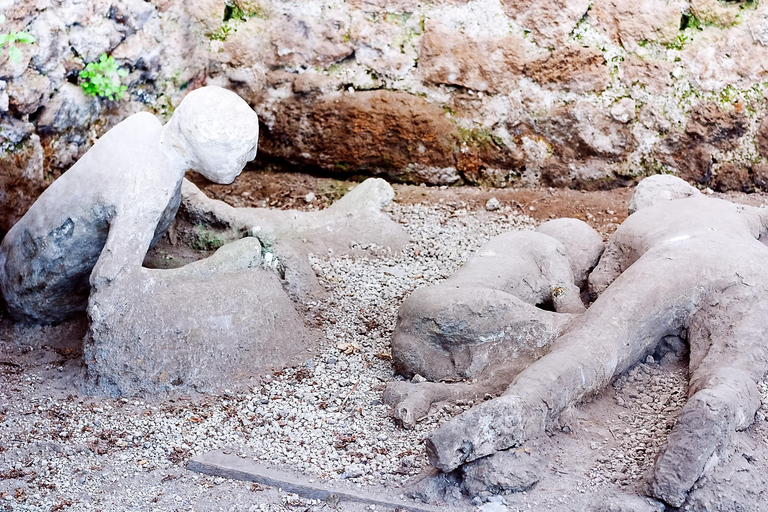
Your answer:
(187, 450), (441, 512)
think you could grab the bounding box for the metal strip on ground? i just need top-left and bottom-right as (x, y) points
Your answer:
(187, 450), (440, 512)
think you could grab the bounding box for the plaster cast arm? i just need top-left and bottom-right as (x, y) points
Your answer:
(89, 209), (162, 289)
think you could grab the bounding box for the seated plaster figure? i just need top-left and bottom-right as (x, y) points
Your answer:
(0, 85), (408, 396)
(0, 85), (260, 324)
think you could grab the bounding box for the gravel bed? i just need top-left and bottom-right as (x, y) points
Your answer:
(588, 361), (688, 489)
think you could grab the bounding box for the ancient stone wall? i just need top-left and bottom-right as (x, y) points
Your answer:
(4, 0), (768, 231)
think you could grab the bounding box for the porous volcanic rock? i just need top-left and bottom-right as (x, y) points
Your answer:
(621, 54), (674, 93)
(654, 131), (714, 185)
(685, 101), (748, 151)
(753, 163), (768, 192)
(258, 90), (462, 185)
(0, 134), (45, 236)
(714, 163), (753, 193)
(501, 0), (591, 47)
(681, 26), (768, 91)
(690, 0), (741, 28)
(592, 0), (684, 51)
(756, 115), (768, 160)
(6, 70), (51, 115)
(534, 102), (636, 161)
(419, 21), (526, 94)
(525, 44), (610, 94)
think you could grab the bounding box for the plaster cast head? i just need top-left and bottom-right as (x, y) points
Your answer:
(628, 174), (701, 215)
(162, 86), (260, 184)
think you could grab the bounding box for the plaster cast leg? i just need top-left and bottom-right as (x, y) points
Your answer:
(650, 291), (768, 507)
(179, 177), (408, 300)
(386, 284), (573, 427)
(650, 368), (760, 507)
(426, 252), (708, 472)
(84, 237), (314, 396)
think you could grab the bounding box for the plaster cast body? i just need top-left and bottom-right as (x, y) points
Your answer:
(402, 176), (768, 507)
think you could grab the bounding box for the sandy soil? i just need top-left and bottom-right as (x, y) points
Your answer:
(2, 170), (768, 512)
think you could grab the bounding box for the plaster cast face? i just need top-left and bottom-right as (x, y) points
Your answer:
(165, 85), (260, 183)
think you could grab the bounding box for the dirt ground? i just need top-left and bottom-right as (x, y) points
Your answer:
(190, 168), (768, 236)
(2, 169), (768, 512)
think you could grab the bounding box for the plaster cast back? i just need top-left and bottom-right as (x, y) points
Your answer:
(0, 113), (175, 323)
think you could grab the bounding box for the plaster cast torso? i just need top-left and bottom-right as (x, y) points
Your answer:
(0, 112), (183, 323)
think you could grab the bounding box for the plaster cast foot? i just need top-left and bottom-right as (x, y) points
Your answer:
(382, 365), (519, 428)
(650, 368), (760, 507)
(179, 177), (408, 300)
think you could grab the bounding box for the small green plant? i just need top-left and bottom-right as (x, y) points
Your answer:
(206, 23), (233, 41)
(207, 2), (265, 42)
(680, 13), (703, 31)
(223, 3), (248, 22)
(79, 53), (128, 101)
(664, 32), (688, 51)
(192, 225), (226, 251)
(0, 14), (35, 63)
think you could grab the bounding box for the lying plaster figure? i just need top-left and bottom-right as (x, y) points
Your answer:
(383, 217), (603, 426)
(0, 85), (407, 396)
(391, 175), (768, 507)
(0, 85), (261, 324)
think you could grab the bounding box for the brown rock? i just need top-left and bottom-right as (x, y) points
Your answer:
(0, 1), (37, 21)
(714, 163), (753, 193)
(0, 135), (46, 236)
(654, 131), (713, 185)
(185, 0), (227, 34)
(220, 17), (271, 69)
(6, 70), (51, 115)
(685, 102), (747, 151)
(265, 70), (296, 88)
(535, 102), (636, 160)
(259, 90), (462, 184)
(501, 0), (590, 47)
(592, 0), (684, 51)
(455, 131), (524, 185)
(292, 71), (340, 95)
(690, 0), (740, 27)
(681, 27), (768, 91)
(756, 116), (768, 160)
(419, 21), (526, 93)
(540, 156), (572, 188)
(268, 14), (353, 68)
(622, 54), (674, 94)
(525, 44), (610, 94)
(752, 164), (768, 191)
